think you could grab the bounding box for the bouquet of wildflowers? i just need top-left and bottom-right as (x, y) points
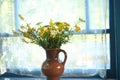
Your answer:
(13, 15), (81, 49)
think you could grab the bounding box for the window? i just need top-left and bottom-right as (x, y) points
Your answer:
(0, 0), (114, 79)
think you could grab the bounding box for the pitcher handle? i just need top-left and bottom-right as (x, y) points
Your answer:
(59, 49), (67, 65)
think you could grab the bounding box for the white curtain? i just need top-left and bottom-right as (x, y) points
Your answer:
(0, 0), (109, 79)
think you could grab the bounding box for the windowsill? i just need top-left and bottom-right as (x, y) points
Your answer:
(0, 73), (116, 80)
(0, 78), (116, 80)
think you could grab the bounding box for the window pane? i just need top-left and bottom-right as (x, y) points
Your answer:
(62, 34), (110, 69)
(18, 0), (85, 28)
(0, 0), (15, 33)
(88, 0), (109, 29)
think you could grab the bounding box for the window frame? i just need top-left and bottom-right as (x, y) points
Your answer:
(106, 0), (116, 79)
(112, 0), (120, 80)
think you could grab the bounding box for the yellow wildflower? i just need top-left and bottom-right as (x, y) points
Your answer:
(39, 32), (44, 36)
(58, 24), (64, 31)
(49, 19), (54, 27)
(50, 30), (57, 38)
(38, 27), (44, 31)
(50, 34), (55, 38)
(75, 24), (81, 32)
(64, 22), (70, 26)
(45, 29), (49, 33)
(64, 26), (69, 31)
(54, 22), (63, 25)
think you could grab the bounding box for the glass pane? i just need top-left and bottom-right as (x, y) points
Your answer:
(62, 34), (110, 69)
(0, 0), (15, 33)
(88, 0), (109, 29)
(18, 0), (85, 28)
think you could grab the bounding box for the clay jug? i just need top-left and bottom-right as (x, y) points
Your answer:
(42, 48), (67, 80)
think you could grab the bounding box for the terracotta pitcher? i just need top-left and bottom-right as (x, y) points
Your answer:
(42, 48), (67, 80)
